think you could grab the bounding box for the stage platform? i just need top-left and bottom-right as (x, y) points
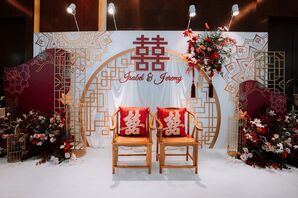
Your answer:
(0, 147), (297, 198)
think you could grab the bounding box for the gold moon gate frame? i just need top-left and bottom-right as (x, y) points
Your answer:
(80, 49), (221, 148)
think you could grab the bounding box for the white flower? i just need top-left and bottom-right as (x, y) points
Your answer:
(23, 114), (27, 118)
(262, 142), (275, 152)
(285, 116), (290, 123)
(60, 144), (65, 149)
(50, 156), (59, 164)
(190, 58), (197, 63)
(59, 123), (64, 128)
(294, 145), (298, 149)
(285, 138), (292, 146)
(240, 152), (253, 162)
(268, 110), (276, 116)
(6, 112), (11, 117)
(65, 152), (71, 159)
(37, 141), (43, 146)
(274, 134), (279, 139)
(204, 58), (208, 65)
(38, 116), (45, 120)
(50, 117), (55, 123)
(243, 147), (249, 153)
(250, 118), (265, 128)
(29, 110), (34, 115)
(16, 118), (22, 123)
(56, 115), (61, 121)
(285, 148), (291, 154)
(50, 137), (56, 143)
(276, 143), (284, 153)
(240, 154), (248, 161)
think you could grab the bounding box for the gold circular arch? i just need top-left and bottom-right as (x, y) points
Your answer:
(80, 48), (221, 148)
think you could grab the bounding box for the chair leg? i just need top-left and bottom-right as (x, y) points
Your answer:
(147, 144), (152, 174)
(112, 144), (118, 174)
(186, 145), (189, 161)
(159, 144), (165, 173)
(193, 145), (198, 174)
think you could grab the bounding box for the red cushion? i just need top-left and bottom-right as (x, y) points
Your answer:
(119, 106), (149, 136)
(157, 107), (187, 137)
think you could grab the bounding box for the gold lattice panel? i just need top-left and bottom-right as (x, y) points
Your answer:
(254, 51), (285, 94)
(81, 49), (220, 148)
(54, 48), (86, 150)
(182, 72), (220, 148)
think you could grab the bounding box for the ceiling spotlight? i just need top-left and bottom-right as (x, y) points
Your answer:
(66, 3), (80, 31)
(227, 4), (240, 31)
(232, 4), (239, 16)
(189, 5), (196, 17)
(187, 5), (196, 29)
(108, 3), (117, 30)
(108, 3), (116, 15)
(67, 3), (76, 15)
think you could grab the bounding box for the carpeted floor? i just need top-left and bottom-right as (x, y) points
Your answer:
(0, 147), (297, 198)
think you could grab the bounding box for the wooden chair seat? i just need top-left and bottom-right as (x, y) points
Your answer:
(114, 136), (150, 145)
(161, 136), (197, 145)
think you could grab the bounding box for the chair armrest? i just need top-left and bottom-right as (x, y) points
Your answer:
(110, 110), (119, 142)
(154, 112), (163, 130)
(154, 112), (164, 141)
(194, 123), (203, 131)
(187, 110), (203, 143)
(149, 111), (156, 130)
(110, 110), (119, 131)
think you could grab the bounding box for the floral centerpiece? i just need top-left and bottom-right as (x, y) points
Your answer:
(239, 109), (298, 169)
(183, 26), (236, 78)
(0, 110), (74, 164)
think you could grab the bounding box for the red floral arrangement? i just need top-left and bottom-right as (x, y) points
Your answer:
(183, 25), (236, 78)
(239, 109), (298, 169)
(0, 110), (74, 164)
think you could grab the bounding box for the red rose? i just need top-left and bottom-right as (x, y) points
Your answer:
(281, 151), (289, 158)
(31, 140), (37, 145)
(188, 62), (195, 68)
(183, 29), (192, 37)
(210, 52), (220, 60)
(204, 37), (212, 43)
(257, 127), (266, 134)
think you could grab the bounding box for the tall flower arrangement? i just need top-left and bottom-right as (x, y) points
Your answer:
(183, 27), (236, 78)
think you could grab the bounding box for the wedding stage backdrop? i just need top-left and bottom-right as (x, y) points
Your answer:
(30, 31), (267, 148)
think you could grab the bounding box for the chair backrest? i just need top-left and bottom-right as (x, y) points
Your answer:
(156, 107), (189, 137)
(117, 106), (150, 137)
(239, 80), (286, 118)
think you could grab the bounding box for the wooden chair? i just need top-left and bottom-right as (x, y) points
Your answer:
(110, 108), (155, 174)
(155, 108), (203, 174)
